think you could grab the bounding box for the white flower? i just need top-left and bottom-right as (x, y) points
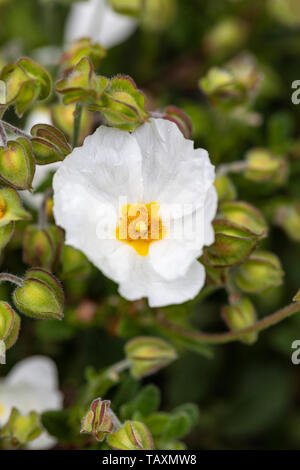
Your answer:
(64, 0), (137, 49)
(53, 118), (217, 307)
(0, 356), (63, 449)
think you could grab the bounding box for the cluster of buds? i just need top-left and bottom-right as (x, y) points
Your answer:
(0, 301), (20, 350)
(1, 408), (42, 447)
(0, 57), (51, 116)
(200, 53), (263, 111)
(81, 398), (153, 450)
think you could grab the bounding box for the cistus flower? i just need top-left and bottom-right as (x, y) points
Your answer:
(64, 0), (137, 49)
(0, 356), (63, 449)
(53, 118), (217, 307)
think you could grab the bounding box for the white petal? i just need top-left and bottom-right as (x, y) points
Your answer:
(27, 432), (57, 450)
(64, 0), (137, 48)
(6, 356), (59, 390)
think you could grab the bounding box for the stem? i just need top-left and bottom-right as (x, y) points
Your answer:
(108, 359), (131, 376)
(0, 122), (7, 147)
(0, 273), (23, 287)
(72, 103), (82, 148)
(157, 302), (300, 344)
(0, 121), (31, 139)
(217, 161), (247, 177)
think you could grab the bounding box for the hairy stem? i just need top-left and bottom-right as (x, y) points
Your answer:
(0, 273), (23, 287)
(108, 359), (131, 376)
(157, 302), (300, 344)
(72, 103), (82, 148)
(217, 160), (247, 177)
(0, 120), (31, 139)
(0, 121), (7, 147)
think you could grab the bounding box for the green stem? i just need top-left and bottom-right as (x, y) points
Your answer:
(72, 103), (82, 148)
(157, 302), (300, 344)
(0, 273), (23, 287)
(108, 359), (131, 376)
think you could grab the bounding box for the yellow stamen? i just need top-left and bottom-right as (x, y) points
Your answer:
(116, 202), (166, 256)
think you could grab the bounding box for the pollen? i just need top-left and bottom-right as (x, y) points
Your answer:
(116, 202), (166, 256)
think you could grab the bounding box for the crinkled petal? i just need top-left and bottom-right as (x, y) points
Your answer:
(6, 356), (60, 390)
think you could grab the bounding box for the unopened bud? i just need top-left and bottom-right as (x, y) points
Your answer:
(1, 408), (42, 446)
(222, 297), (257, 344)
(81, 398), (115, 442)
(161, 106), (193, 139)
(30, 124), (71, 165)
(107, 421), (154, 450)
(23, 224), (64, 270)
(214, 175), (237, 203)
(219, 201), (268, 238)
(0, 138), (35, 190)
(125, 336), (177, 378)
(0, 301), (21, 349)
(0, 187), (31, 226)
(245, 148), (288, 185)
(13, 268), (64, 320)
(60, 38), (106, 70)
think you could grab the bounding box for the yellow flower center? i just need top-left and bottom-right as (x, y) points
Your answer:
(116, 202), (166, 257)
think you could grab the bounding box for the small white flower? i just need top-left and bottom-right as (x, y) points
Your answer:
(65, 0), (137, 49)
(0, 356), (63, 449)
(53, 118), (217, 307)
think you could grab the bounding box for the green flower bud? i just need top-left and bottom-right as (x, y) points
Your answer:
(0, 187), (31, 227)
(214, 175), (237, 203)
(245, 148), (288, 185)
(0, 301), (21, 349)
(30, 124), (71, 165)
(61, 245), (92, 279)
(23, 224), (64, 270)
(161, 106), (193, 139)
(125, 336), (177, 378)
(0, 57), (52, 117)
(107, 421), (154, 450)
(81, 398), (114, 442)
(60, 38), (106, 70)
(93, 75), (149, 131)
(219, 201), (268, 238)
(204, 17), (247, 57)
(1, 408), (42, 446)
(56, 57), (109, 105)
(51, 103), (92, 144)
(275, 203), (300, 242)
(200, 67), (236, 107)
(0, 138), (35, 190)
(222, 297), (257, 344)
(233, 250), (284, 293)
(203, 220), (258, 268)
(13, 268), (64, 320)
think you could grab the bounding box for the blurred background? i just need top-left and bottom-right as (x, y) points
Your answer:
(1, 0), (300, 450)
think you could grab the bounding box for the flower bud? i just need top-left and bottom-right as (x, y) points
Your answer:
(214, 175), (237, 203)
(222, 297), (257, 344)
(233, 250), (284, 293)
(0, 187), (31, 226)
(30, 124), (71, 165)
(245, 148), (288, 185)
(60, 38), (106, 70)
(51, 103), (92, 144)
(161, 106), (193, 139)
(1, 408), (42, 446)
(274, 203), (300, 242)
(204, 17), (247, 57)
(0, 57), (52, 117)
(0, 138), (35, 190)
(125, 336), (177, 378)
(23, 224), (64, 270)
(219, 201), (268, 238)
(107, 421), (154, 450)
(56, 57), (109, 105)
(81, 398), (114, 442)
(13, 268), (64, 320)
(93, 75), (149, 131)
(200, 67), (236, 107)
(0, 301), (21, 349)
(61, 245), (91, 279)
(203, 220), (258, 268)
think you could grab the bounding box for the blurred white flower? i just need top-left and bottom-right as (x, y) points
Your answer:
(65, 0), (137, 49)
(53, 118), (217, 307)
(0, 356), (63, 449)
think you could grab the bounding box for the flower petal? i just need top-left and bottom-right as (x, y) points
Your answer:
(6, 356), (60, 390)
